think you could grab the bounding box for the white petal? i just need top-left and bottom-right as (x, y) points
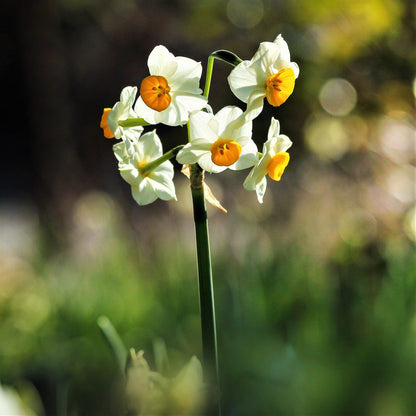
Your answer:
(131, 180), (158, 205)
(107, 103), (123, 138)
(290, 62), (300, 79)
(134, 97), (158, 125)
(268, 118), (280, 139)
(147, 45), (175, 75)
(169, 57), (203, 92)
(113, 140), (131, 162)
(159, 98), (189, 125)
(215, 106), (243, 135)
(273, 134), (293, 153)
(123, 127), (143, 143)
(254, 42), (280, 76)
(135, 130), (163, 161)
(243, 152), (270, 188)
(149, 175), (176, 201)
(273, 35), (291, 63)
(228, 61), (262, 103)
(189, 111), (218, 143)
(174, 93), (207, 114)
(119, 164), (141, 185)
(120, 86), (138, 110)
(198, 153), (227, 173)
(243, 89), (266, 122)
(136, 98), (181, 126)
(255, 176), (268, 204)
(152, 160), (174, 179)
(176, 140), (212, 165)
(230, 139), (258, 170)
(135, 94), (200, 127)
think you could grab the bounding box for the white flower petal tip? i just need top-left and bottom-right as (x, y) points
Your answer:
(244, 118), (292, 203)
(134, 46), (208, 126)
(228, 34), (299, 121)
(113, 131), (176, 206)
(177, 107), (257, 173)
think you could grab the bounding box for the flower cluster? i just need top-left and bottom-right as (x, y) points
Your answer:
(101, 36), (299, 206)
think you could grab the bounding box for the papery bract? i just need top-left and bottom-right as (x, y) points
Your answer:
(243, 117), (292, 203)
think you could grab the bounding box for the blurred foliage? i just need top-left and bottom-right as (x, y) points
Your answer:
(1, 0), (416, 414)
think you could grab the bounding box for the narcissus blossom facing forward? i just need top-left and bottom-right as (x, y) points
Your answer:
(244, 118), (292, 203)
(134, 46), (208, 126)
(113, 130), (176, 205)
(176, 106), (258, 173)
(100, 86), (143, 141)
(228, 35), (299, 121)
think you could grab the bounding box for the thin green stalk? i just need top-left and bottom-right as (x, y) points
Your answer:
(189, 50), (242, 414)
(118, 117), (150, 128)
(203, 50), (242, 98)
(190, 164), (220, 415)
(139, 145), (184, 177)
(203, 55), (215, 98)
(97, 315), (128, 377)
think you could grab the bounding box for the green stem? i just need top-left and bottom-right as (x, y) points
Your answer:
(203, 55), (215, 98)
(139, 145), (184, 177)
(118, 117), (150, 128)
(190, 164), (221, 415)
(97, 316), (128, 377)
(203, 50), (243, 98)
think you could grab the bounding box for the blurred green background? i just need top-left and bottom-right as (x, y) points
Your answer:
(1, 0), (415, 414)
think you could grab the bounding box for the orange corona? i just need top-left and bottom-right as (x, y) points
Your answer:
(265, 68), (295, 107)
(100, 108), (114, 138)
(211, 139), (242, 166)
(140, 75), (171, 112)
(267, 152), (290, 181)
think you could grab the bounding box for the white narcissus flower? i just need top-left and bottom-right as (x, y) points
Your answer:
(228, 34), (299, 121)
(176, 106), (258, 173)
(113, 130), (176, 205)
(244, 117), (292, 203)
(134, 46), (208, 126)
(100, 86), (143, 141)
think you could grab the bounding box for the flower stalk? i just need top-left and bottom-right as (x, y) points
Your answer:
(190, 163), (220, 415)
(139, 145), (184, 177)
(118, 117), (150, 128)
(203, 50), (242, 98)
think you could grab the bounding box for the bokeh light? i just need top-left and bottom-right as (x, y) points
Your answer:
(226, 0), (264, 29)
(304, 116), (350, 160)
(403, 204), (416, 242)
(319, 78), (357, 116)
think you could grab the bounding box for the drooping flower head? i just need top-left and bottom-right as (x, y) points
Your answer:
(176, 106), (258, 173)
(243, 117), (292, 203)
(134, 46), (208, 126)
(113, 130), (176, 205)
(100, 86), (143, 141)
(228, 35), (299, 121)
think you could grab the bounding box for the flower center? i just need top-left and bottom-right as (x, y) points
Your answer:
(140, 75), (171, 112)
(100, 108), (114, 138)
(137, 161), (150, 178)
(267, 152), (290, 181)
(265, 68), (295, 107)
(210, 139), (242, 166)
